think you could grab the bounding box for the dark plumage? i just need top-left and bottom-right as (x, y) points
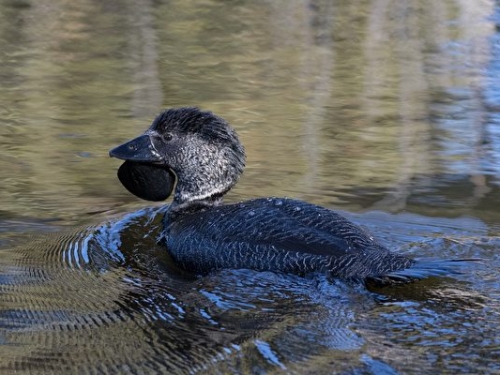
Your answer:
(110, 107), (470, 284)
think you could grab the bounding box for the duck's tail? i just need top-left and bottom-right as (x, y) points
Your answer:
(367, 258), (480, 286)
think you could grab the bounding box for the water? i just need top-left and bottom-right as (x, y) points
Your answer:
(1, 0), (500, 373)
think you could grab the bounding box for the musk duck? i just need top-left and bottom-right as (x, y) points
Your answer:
(110, 107), (470, 284)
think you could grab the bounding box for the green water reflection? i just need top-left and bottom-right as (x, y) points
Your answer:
(0, 0), (498, 226)
(1, 0), (500, 373)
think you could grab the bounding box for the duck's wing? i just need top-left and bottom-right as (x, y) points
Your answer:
(166, 198), (473, 281)
(266, 198), (386, 254)
(174, 198), (389, 258)
(166, 197), (405, 277)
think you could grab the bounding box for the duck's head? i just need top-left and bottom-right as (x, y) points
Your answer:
(110, 107), (246, 206)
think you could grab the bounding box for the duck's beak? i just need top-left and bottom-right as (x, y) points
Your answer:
(109, 134), (162, 163)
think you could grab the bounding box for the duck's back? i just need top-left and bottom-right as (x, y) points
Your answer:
(163, 198), (413, 279)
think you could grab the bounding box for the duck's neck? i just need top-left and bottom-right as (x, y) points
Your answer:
(174, 171), (229, 202)
(169, 193), (224, 215)
(168, 168), (235, 214)
(169, 143), (244, 211)
(167, 136), (245, 213)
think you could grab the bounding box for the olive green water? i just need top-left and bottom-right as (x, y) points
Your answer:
(1, 0), (500, 373)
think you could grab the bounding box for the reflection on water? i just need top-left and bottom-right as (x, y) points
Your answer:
(0, 207), (495, 374)
(1, 0), (500, 373)
(0, 208), (367, 373)
(1, 0), (499, 223)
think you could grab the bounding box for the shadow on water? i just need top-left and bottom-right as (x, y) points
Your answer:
(0, 207), (492, 374)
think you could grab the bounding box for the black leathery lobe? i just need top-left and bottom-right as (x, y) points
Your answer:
(117, 161), (175, 201)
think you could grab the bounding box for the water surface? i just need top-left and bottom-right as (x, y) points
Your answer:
(1, 0), (500, 373)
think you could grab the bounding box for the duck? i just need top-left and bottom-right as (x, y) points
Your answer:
(110, 107), (469, 284)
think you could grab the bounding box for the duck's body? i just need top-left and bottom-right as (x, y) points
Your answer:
(110, 107), (469, 284)
(164, 197), (412, 280)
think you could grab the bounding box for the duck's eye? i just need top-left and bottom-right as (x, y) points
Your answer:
(163, 133), (173, 141)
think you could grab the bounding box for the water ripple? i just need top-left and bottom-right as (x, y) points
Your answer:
(0, 205), (495, 374)
(0, 206), (369, 374)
